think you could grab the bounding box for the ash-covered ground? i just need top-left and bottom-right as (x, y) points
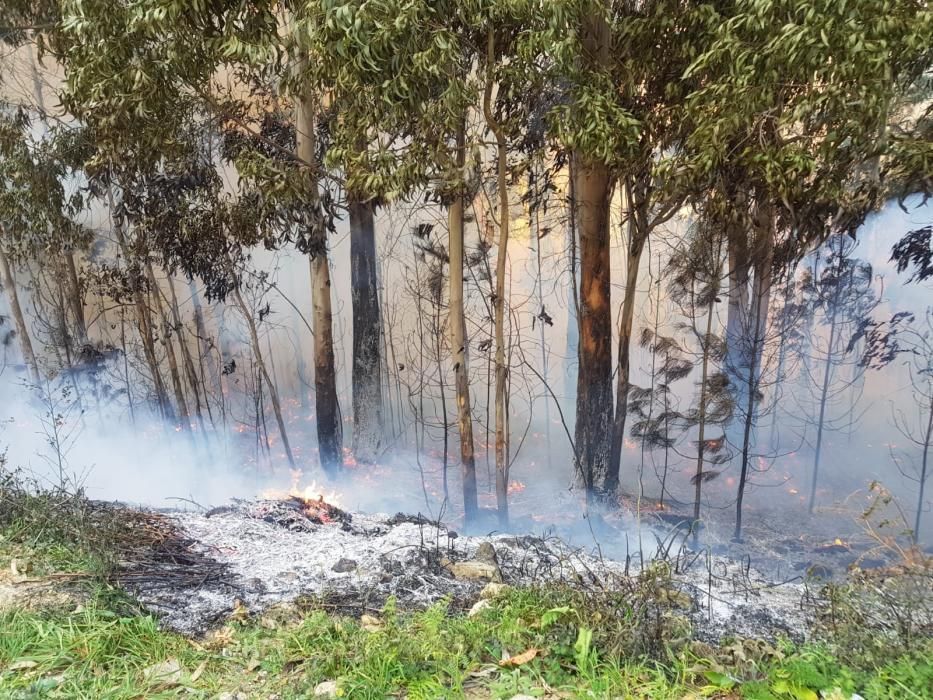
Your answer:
(126, 497), (814, 642)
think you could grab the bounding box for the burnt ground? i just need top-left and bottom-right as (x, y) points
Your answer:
(109, 498), (816, 643)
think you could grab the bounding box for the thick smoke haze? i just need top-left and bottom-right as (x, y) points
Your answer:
(1, 196), (931, 544)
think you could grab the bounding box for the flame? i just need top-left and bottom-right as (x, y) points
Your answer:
(261, 471), (343, 508)
(623, 438), (637, 450)
(834, 538), (845, 546)
(507, 480), (526, 495)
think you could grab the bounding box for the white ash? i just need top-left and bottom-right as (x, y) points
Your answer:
(132, 501), (815, 641)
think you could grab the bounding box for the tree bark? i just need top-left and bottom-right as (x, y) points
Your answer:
(146, 262), (190, 429)
(808, 247), (844, 514)
(734, 213), (774, 540)
(449, 120), (479, 526)
(485, 29), (511, 528)
(64, 251), (87, 344)
(295, 66), (342, 476)
(166, 275), (209, 433)
(693, 295), (717, 541)
(573, 156), (613, 502)
(109, 190), (173, 419)
(348, 198), (384, 464)
(573, 10), (614, 504)
(606, 183), (647, 496)
(0, 243), (40, 382)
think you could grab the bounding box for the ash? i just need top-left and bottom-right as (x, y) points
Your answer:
(133, 499), (814, 641)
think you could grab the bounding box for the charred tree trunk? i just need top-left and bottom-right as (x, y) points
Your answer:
(348, 198), (384, 464)
(449, 121), (479, 526)
(573, 12), (614, 504)
(0, 243), (40, 382)
(485, 31), (511, 528)
(295, 71), (342, 476)
(573, 157), (613, 502)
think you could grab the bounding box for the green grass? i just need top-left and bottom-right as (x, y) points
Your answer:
(1, 588), (930, 699)
(1, 477), (929, 699)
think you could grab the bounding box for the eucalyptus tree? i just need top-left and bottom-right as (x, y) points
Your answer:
(668, 211), (734, 538)
(680, 0), (933, 455)
(0, 110), (90, 383)
(54, 0), (349, 468)
(798, 235), (878, 513)
(296, 0), (489, 522)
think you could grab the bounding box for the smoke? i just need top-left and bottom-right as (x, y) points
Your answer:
(0, 195), (930, 547)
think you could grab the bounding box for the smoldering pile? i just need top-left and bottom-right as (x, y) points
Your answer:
(122, 497), (815, 641)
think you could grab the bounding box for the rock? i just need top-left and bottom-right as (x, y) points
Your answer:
(474, 542), (499, 565)
(447, 560), (502, 582)
(313, 680), (339, 698)
(468, 599), (492, 617)
(215, 693), (247, 700)
(480, 582), (509, 599)
(509, 695), (537, 700)
(331, 558), (358, 573)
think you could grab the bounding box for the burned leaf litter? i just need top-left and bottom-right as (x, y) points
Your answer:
(118, 497), (815, 641)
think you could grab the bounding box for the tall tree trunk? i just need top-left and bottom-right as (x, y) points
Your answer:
(573, 10), (614, 504)
(187, 279), (217, 427)
(534, 177), (553, 472)
(348, 198), (384, 464)
(109, 190), (173, 419)
(808, 260), (843, 514)
(607, 184), (647, 496)
(485, 30), (511, 527)
(0, 243), (39, 382)
(231, 282), (297, 468)
(146, 262), (190, 429)
(295, 67), (342, 476)
(64, 251), (87, 344)
(449, 120), (479, 526)
(166, 275), (208, 433)
(734, 286), (766, 541)
(573, 156), (613, 502)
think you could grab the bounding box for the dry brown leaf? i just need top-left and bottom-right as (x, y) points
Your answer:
(360, 614), (383, 632)
(8, 659), (38, 672)
(189, 660), (207, 683)
(499, 647), (540, 667)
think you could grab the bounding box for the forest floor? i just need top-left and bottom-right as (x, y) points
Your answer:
(0, 476), (931, 699)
